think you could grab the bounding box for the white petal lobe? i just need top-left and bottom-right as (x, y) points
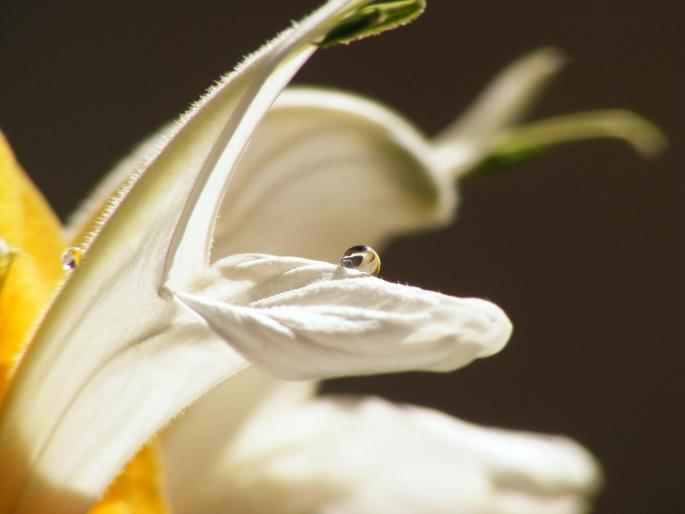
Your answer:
(183, 397), (600, 514)
(174, 254), (512, 380)
(211, 88), (452, 263)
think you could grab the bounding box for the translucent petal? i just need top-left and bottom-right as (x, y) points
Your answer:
(212, 88), (453, 263)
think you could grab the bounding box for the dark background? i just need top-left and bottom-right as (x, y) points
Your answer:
(1, 1), (683, 512)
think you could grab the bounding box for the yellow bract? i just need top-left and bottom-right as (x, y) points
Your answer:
(90, 444), (169, 514)
(0, 132), (63, 401)
(0, 133), (167, 514)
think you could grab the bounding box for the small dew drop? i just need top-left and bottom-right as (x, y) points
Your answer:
(62, 246), (84, 271)
(340, 245), (381, 276)
(0, 238), (11, 276)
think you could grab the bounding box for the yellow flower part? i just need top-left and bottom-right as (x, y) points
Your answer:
(0, 132), (63, 400)
(90, 443), (169, 514)
(0, 132), (168, 514)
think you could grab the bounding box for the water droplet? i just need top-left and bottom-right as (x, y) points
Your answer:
(0, 238), (11, 277)
(340, 245), (381, 276)
(62, 246), (84, 271)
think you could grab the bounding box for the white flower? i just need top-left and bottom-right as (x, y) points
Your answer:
(0, 0), (663, 512)
(0, 2), (508, 512)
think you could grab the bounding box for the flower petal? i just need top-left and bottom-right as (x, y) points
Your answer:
(161, 368), (315, 512)
(174, 254), (512, 380)
(0, 2), (378, 512)
(88, 443), (169, 514)
(180, 397), (600, 514)
(211, 87), (453, 263)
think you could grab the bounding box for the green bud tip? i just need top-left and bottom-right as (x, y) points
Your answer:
(320, 0), (426, 47)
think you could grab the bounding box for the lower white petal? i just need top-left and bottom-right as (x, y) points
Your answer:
(161, 367), (316, 511)
(174, 254), (512, 380)
(184, 396), (600, 514)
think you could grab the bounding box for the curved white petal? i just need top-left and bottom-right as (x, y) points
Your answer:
(0, 2), (374, 512)
(212, 87), (454, 263)
(182, 397), (600, 514)
(174, 254), (511, 380)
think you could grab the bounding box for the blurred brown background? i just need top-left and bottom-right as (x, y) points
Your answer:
(0, 1), (683, 512)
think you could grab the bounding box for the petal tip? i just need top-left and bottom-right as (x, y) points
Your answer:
(471, 298), (514, 359)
